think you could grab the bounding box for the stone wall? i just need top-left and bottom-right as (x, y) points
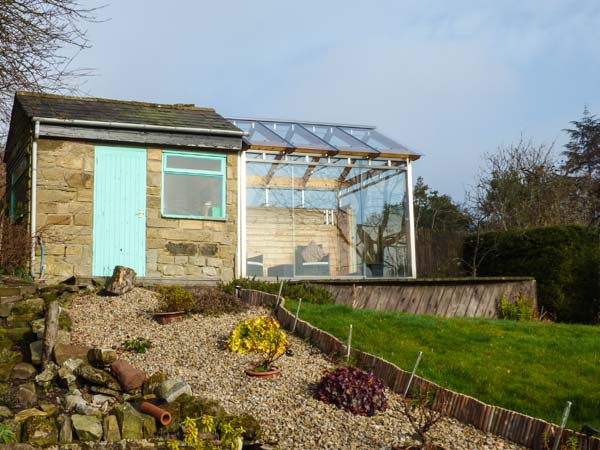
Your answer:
(145, 148), (237, 281)
(35, 139), (238, 283)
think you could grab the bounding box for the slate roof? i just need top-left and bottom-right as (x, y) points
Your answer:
(15, 91), (240, 132)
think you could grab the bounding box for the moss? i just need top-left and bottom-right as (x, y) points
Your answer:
(178, 396), (225, 423)
(219, 414), (261, 441)
(10, 298), (44, 316)
(58, 310), (72, 331)
(22, 415), (58, 446)
(142, 371), (168, 395)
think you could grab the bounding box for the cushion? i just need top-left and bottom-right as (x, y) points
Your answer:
(301, 241), (326, 263)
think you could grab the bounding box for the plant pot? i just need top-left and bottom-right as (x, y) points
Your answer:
(244, 366), (281, 378)
(153, 311), (185, 325)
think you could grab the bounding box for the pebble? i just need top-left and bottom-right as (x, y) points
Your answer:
(68, 288), (527, 450)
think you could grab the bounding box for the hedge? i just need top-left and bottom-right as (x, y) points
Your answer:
(463, 225), (600, 323)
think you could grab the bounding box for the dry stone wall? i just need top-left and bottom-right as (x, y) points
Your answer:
(35, 139), (237, 283)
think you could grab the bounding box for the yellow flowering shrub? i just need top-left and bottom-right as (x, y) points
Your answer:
(226, 316), (287, 369)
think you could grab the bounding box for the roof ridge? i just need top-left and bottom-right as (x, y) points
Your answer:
(15, 91), (215, 112)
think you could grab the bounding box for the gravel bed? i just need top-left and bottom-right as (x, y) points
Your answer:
(68, 288), (527, 450)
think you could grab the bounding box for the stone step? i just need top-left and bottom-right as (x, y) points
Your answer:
(0, 284), (37, 297)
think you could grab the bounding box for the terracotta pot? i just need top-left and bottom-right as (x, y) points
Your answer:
(140, 401), (172, 426)
(244, 366), (281, 378)
(153, 311), (185, 325)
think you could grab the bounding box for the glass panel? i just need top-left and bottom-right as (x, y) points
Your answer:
(342, 127), (410, 154)
(247, 187), (266, 207)
(10, 175), (28, 222)
(244, 157), (410, 279)
(233, 120), (292, 148)
(262, 121), (335, 151)
(303, 124), (377, 154)
(166, 155), (222, 172)
(163, 173), (224, 218)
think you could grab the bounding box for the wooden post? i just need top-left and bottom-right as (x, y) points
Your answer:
(346, 324), (353, 361)
(274, 280), (284, 311)
(42, 301), (59, 369)
(551, 401), (572, 450)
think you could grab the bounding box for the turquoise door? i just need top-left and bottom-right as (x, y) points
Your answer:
(93, 146), (146, 276)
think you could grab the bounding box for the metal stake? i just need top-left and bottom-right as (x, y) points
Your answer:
(292, 298), (302, 333)
(551, 401), (572, 450)
(273, 280), (284, 311)
(403, 351), (423, 398)
(346, 324), (353, 361)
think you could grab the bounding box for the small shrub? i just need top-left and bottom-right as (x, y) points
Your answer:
(122, 337), (153, 353)
(315, 366), (387, 416)
(0, 423), (15, 444)
(227, 316), (287, 370)
(221, 278), (334, 304)
(157, 285), (195, 313)
(499, 293), (535, 321)
(191, 288), (248, 316)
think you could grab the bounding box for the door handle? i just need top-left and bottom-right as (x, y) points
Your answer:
(136, 210), (144, 218)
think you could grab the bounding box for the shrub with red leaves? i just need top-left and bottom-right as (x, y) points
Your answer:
(315, 366), (387, 416)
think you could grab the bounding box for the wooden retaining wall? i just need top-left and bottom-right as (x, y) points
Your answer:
(239, 288), (598, 450)
(308, 278), (537, 319)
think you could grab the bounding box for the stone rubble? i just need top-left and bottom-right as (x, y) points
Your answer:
(68, 288), (528, 450)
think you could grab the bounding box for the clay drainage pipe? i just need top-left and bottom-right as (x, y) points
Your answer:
(140, 402), (172, 426)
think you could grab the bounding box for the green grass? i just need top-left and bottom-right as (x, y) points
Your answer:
(286, 299), (600, 430)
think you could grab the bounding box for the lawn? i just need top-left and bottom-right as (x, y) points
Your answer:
(285, 299), (600, 430)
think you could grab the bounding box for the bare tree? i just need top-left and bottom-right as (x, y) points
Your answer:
(471, 137), (583, 231)
(0, 0), (101, 140)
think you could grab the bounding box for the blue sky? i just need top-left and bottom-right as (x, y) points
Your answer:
(75, 0), (600, 201)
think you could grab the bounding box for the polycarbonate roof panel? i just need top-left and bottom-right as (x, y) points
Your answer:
(230, 119), (293, 149)
(226, 117), (420, 158)
(342, 127), (414, 155)
(261, 121), (336, 151)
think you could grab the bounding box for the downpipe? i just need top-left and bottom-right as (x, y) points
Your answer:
(30, 120), (39, 278)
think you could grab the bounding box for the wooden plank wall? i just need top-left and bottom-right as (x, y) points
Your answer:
(311, 280), (537, 319)
(239, 289), (598, 450)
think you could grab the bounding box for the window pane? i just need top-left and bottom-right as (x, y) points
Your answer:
(247, 187), (265, 207)
(166, 155), (222, 172)
(303, 190), (336, 209)
(163, 173), (224, 218)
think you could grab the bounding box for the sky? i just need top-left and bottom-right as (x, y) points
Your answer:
(73, 0), (600, 202)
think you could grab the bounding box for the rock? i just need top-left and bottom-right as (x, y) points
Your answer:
(65, 390), (101, 416)
(111, 402), (144, 440)
(22, 415), (58, 446)
(53, 343), (89, 366)
(17, 381), (37, 406)
(142, 371), (168, 395)
(0, 363), (16, 382)
(14, 408), (47, 423)
(62, 357), (85, 373)
(87, 348), (117, 367)
(71, 414), (103, 442)
(141, 412), (157, 438)
(92, 394), (113, 406)
(31, 318), (45, 339)
(57, 414), (73, 443)
(90, 386), (122, 400)
(156, 378), (192, 403)
(12, 362), (37, 380)
(103, 415), (121, 441)
(0, 405), (13, 419)
(76, 362), (120, 391)
(105, 266), (136, 296)
(57, 367), (78, 390)
(6, 327), (33, 343)
(111, 359), (146, 392)
(11, 298), (45, 316)
(220, 415), (262, 441)
(179, 396), (225, 422)
(29, 340), (43, 365)
(35, 362), (58, 387)
(39, 403), (58, 416)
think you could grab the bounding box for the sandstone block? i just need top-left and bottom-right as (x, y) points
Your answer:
(72, 414), (103, 441)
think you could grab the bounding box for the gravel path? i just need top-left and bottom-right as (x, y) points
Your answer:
(68, 288), (527, 450)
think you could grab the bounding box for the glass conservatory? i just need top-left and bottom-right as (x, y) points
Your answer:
(228, 118), (420, 279)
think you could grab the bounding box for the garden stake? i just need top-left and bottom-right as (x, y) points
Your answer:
(403, 351), (423, 398)
(273, 280), (284, 312)
(551, 401), (572, 450)
(292, 298), (302, 333)
(346, 324), (353, 361)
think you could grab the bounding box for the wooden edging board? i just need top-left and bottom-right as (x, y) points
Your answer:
(239, 288), (599, 450)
